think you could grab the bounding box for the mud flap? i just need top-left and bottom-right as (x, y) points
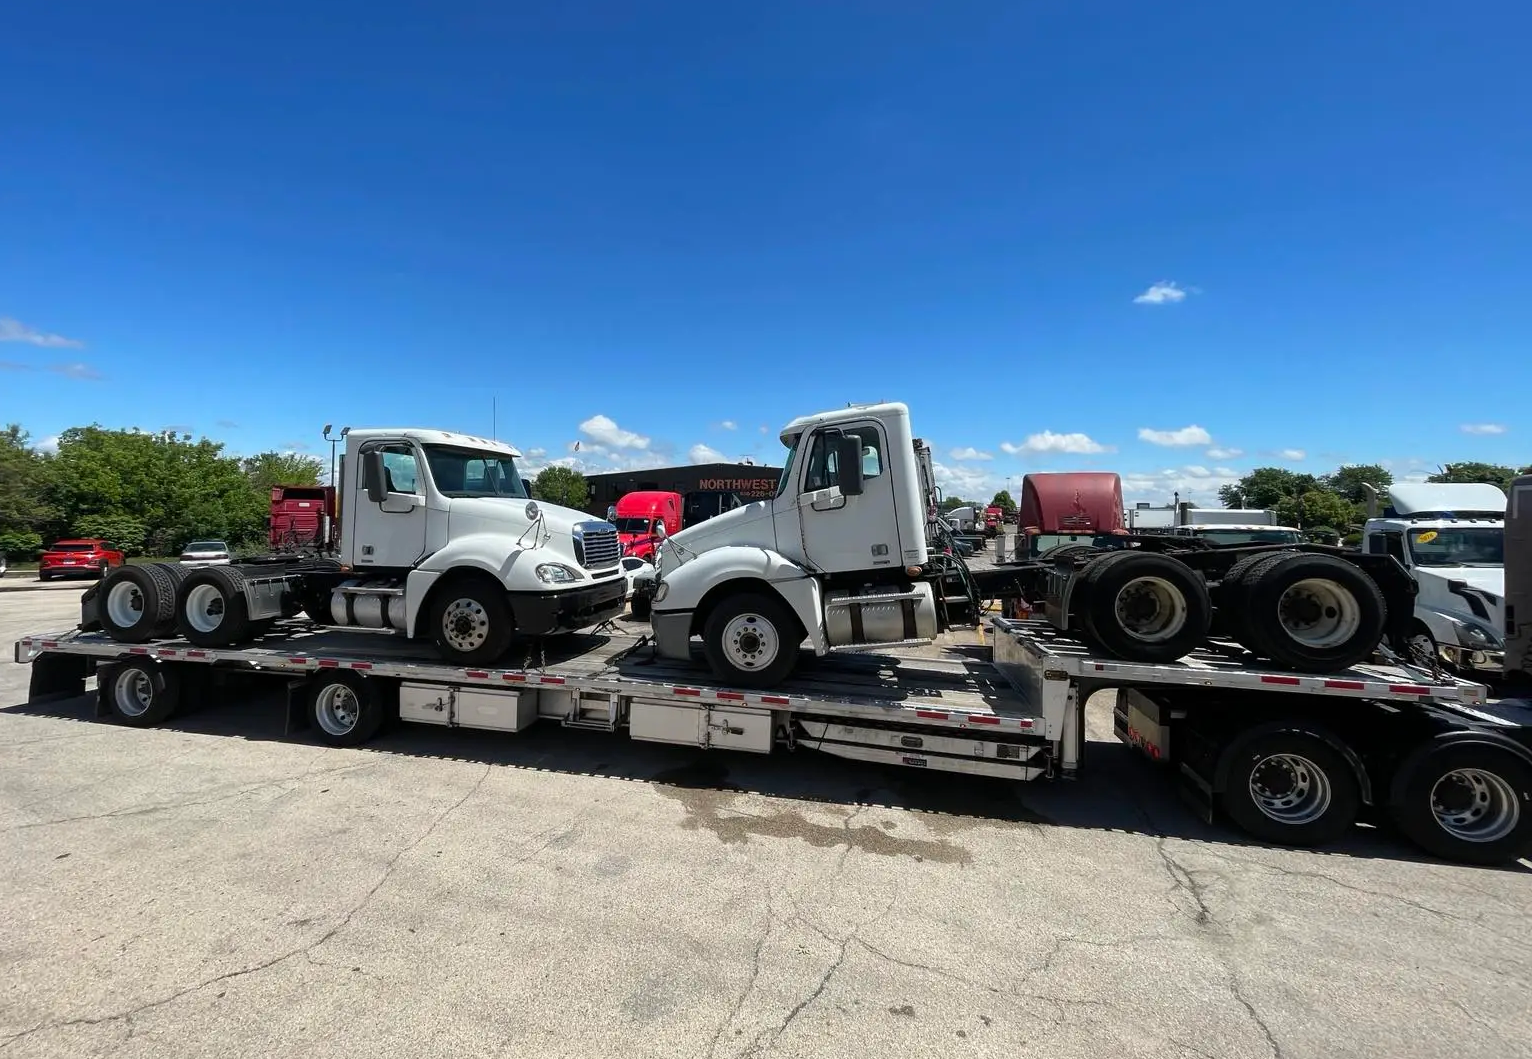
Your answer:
(284, 678), (310, 735)
(28, 653), (90, 704)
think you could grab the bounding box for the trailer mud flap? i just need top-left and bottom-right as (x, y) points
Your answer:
(28, 653), (90, 705)
(796, 718), (1050, 780)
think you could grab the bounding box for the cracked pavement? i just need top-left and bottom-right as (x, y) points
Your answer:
(3, 592), (1531, 1058)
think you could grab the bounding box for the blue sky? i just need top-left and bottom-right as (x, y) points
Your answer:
(2, 1), (1527, 505)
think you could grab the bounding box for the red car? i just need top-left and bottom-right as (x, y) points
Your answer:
(39, 538), (125, 581)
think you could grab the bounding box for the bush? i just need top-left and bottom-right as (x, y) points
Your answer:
(73, 514), (150, 556)
(0, 529), (43, 560)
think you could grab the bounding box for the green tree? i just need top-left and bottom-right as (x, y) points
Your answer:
(42, 426), (267, 553)
(1218, 468), (1319, 509)
(73, 514), (150, 556)
(0, 424), (58, 553)
(242, 451), (325, 495)
(1275, 489), (1357, 532)
(1320, 464), (1394, 505)
(939, 496), (972, 513)
(532, 466), (589, 510)
(1427, 462), (1519, 492)
(989, 489), (1016, 515)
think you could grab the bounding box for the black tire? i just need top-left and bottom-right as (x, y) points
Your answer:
(175, 566), (254, 647)
(1073, 552), (1210, 663)
(1240, 553), (1387, 672)
(307, 671), (386, 747)
(38, 571), (53, 582)
(701, 592), (801, 688)
(98, 564), (178, 644)
(1389, 739), (1532, 865)
(630, 593), (652, 621)
(1212, 552), (1286, 646)
(1219, 728), (1362, 846)
(428, 578), (515, 666)
(104, 659), (179, 727)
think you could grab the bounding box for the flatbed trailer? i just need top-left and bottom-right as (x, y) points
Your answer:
(14, 615), (1532, 864)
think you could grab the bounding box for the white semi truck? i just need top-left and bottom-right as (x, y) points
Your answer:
(86, 428), (628, 665)
(1362, 482), (1508, 678)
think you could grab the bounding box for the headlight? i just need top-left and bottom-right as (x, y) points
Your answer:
(1456, 622), (1501, 649)
(653, 581), (669, 603)
(535, 563), (579, 585)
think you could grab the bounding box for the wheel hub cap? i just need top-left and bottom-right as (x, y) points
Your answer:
(443, 599), (489, 651)
(722, 613), (778, 670)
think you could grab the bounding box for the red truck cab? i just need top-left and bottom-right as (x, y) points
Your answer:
(614, 491), (681, 561)
(270, 485), (338, 552)
(984, 506), (1004, 537)
(39, 539), (124, 581)
(1016, 473), (1128, 559)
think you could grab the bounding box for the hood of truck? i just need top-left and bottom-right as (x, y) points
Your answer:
(1414, 565), (1505, 630)
(658, 499), (776, 573)
(446, 497), (606, 568)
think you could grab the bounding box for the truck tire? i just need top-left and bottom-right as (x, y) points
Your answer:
(99, 564), (178, 644)
(307, 671), (386, 747)
(1240, 553), (1387, 672)
(1212, 551), (1286, 646)
(1074, 552), (1210, 663)
(1388, 738), (1532, 865)
(176, 566), (254, 647)
(105, 659), (180, 727)
(428, 578), (514, 666)
(702, 592), (801, 688)
(630, 593), (652, 621)
(1219, 728), (1361, 846)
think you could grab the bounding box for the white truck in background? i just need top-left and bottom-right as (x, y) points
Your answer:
(1362, 482), (1508, 678)
(1168, 507), (1303, 546)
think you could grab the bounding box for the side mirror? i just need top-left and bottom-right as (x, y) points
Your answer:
(363, 450), (387, 503)
(834, 436), (864, 496)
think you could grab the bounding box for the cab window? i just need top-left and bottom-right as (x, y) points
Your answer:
(804, 426), (883, 491)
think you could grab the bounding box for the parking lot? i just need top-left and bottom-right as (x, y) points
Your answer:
(2, 587), (1529, 1059)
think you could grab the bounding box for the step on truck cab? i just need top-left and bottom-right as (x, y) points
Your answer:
(1362, 482), (1508, 677)
(89, 428), (627, 666)
(649, 402), (941, 686)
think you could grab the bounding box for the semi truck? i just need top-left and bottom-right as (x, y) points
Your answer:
(86, 428), (627, 666)
(15, 424), (1532, 865)
(1362, 482), (1508, 679)
(1169, 507), (1303, 546)
(612, 490), (681, 561)
(1013, 472), (1127, 560)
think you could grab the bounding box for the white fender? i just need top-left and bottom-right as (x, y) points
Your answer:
(656, 546), (827, 654)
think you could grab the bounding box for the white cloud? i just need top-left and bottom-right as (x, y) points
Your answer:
(1183, 465), (1212, 478)
(527, 447), (547, 458)
(0, 316), (85, 348)
(34, 434), (60, 454)
(1120, 467), (1242, 507)
(759, 425), (770, 435)
(689, 443), (727, 464)
(1000, 431), (1111, 455)
(1460, 423), (1506, 435)
(1138, 425), (1212, 447)
(1205, 446), (1243, 460)
(949, 446), (993, 461)
(718, 420), (737, 431)
(1132, 281), (1188, 306)
(1278, 448), (1307, 461)
(931, 460), (995, 499)
(578, 414), (650, 450)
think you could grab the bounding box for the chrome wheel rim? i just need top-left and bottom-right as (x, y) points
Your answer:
(184, 583), (226, 634)
(106, 580), (146, 629)
(315, 684), (361, 737)
(1277, 578), (1361, 649)
(1249, 753), (1332, 825)
(721, 612), (779, 672)
(1113, 576), (1187, 643)
(1429, 768), (1521, 843)
(442, 598), (490, 652)
(113, 669), (153, 718)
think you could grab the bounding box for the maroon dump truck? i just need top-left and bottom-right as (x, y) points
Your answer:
(269, 485), (337, 553)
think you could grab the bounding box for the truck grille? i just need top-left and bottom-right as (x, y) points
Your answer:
(574, 522), (621, 571)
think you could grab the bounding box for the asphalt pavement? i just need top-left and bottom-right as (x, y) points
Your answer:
(1, 589), (1529, 1059)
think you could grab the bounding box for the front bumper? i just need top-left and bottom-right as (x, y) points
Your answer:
(1440, 643), (1506, 674)
(509, 577), (627, 635)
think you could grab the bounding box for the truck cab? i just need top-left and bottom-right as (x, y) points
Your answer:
(333, 429), (627, 662)
(1361, 482), (1507, 676)
(648, 403), (938, 685)
(1013, 472), (1129, 560)
(613, 490), (681, 561)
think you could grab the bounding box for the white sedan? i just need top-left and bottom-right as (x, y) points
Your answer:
(179, 540), (233, 567)
(620, 555), (653, 601)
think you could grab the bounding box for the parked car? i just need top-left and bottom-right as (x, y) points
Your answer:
(0, 552), (7, 578)
(38, 539), (124, 581)
(179, 540), (234, 567)
(620, 555), (652, 601)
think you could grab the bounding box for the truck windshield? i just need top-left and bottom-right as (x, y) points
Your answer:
(613, 518), (655, 534)
(422, 446), (529, 499)
(1191, 529), (1303, 546)
(1408, 527), (1503, 567)
(775, 436), (800, 498)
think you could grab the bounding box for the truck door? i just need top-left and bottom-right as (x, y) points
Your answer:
(797, 422), (899, 574)
(354, 441), (429, 569)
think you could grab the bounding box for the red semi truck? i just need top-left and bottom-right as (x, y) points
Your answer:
(1014, 471), (1127, 559)
(269, 485), (338, 553)
(612, 490), (681, 560)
